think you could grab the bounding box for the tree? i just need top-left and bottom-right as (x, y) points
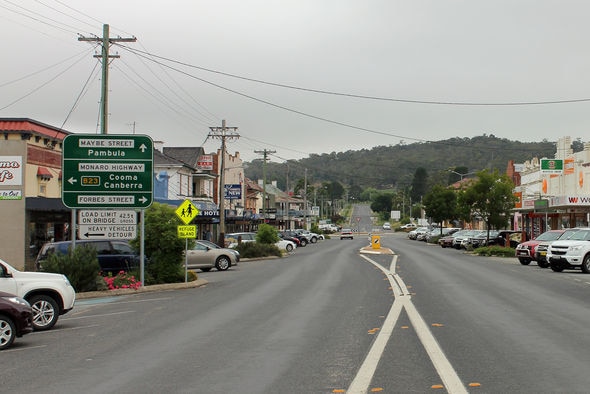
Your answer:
(130, 202), (188, 284)
(410, 167), (428, 202)
(460, 170), (518, 241)
(370, 193), (394, 216)
(422, 185), (457, 232)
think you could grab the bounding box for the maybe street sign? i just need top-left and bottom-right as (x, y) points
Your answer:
(62, 134), (153, 208)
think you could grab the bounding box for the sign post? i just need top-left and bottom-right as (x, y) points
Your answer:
(175, 199), (200, 282)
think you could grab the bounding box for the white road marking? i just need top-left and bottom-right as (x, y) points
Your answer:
(61, 310), (135, 321)
(349, 255), (467, 394)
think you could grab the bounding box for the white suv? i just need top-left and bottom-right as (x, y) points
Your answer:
(547, 228), (590, 273)
(0, 258), (76, 330)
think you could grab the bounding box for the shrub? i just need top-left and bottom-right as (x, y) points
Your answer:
(104, 271), (142, 290)
(473, 246), (515, 257)
(130, 202), (189, 284)
(256, 223), (279, 244)
(42, 244), (101, 292)
(235, 242), (282, 258)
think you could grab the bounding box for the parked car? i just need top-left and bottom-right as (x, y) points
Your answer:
(0, 291), (33, 350)
(36, 239), (143, 274)
(278, 233), (301, 248)
(382, 222), (391, 230)
(281, 230), (308, 247)
(535, 228), (580, 268)
(466, 230), (524, 249)
(438, 229), (471, 248)
(418, 226), (440, 241)
(452, 230), (486, 249)
(226, 232), (296, 251)
(340, 229), (354, 240)
(408, 227), (430, 240)
(425, 227), (461, 243)
(225, 232), (257, 248)
(515, 230), (565, 265)
(197, 240), (240, 262)
(275, 239), (297, 252)
(400, 223), (417, 230)
(547, 228), (590, 272)
(294, 229), (323, 243)
(0, 258), (76, 331)
(185, 240), (238, 271)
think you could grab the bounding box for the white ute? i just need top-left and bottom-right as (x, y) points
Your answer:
(547, 228), (590, 273)
(0, 258), (76, 330)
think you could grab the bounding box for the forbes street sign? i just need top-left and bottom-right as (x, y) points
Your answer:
(62, 135), (153, 208)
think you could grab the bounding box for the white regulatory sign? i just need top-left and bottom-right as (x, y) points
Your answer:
(78, 209), (137, 225)
(78, 224), (137, 240)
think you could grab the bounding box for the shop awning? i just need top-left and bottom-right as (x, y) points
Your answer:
(37, 167), (53, 178)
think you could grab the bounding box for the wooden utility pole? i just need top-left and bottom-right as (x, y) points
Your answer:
(254, 149), (276, 221)
(78, 24), (136, 134)
(209, 120), (239, 246)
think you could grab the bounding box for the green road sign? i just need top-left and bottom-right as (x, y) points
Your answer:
(62, 134), (153, 208)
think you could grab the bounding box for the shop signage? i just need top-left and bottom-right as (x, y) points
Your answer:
(540, 159), (563, 174)
(0, 190), (22, 200)
(0, 156), (22, 186)
(197, 155), (213, 170)
(224, 184), (242, 200)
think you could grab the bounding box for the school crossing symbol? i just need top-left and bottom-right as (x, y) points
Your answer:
(175, 199), (199, 225)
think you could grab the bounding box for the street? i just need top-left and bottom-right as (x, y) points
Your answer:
(4, 231), (590, 393)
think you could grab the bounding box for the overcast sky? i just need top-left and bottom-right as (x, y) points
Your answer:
(1, 1), (589, 162)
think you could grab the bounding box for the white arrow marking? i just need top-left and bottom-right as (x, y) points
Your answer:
(139, 196), (147, 204)
(68, 177), (77, 185)
(139, 144), (147, 152)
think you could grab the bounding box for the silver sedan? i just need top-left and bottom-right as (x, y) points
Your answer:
(185, 241), (238, 272)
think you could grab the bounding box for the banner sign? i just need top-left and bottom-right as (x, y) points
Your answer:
(0, 156), (23, 186)
(197, 155), (213, 170)
(540, 159), (563, 174)
(224, 184), (242, 200)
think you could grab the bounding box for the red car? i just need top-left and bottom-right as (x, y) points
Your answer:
(0, 291), (33, 350)
(515, 230), (565, 265)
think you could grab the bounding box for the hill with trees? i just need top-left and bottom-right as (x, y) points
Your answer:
(245, 134), (560, 194)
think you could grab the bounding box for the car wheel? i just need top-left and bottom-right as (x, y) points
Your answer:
(286, 244), (294, 252)
(300, 239), (307, 247)
(0, 315), (16, 350)
(215, 256), (231, 271)
(537, 260), (549, 268)
(518, 257), (531, 265)
(310, 236), (317, 244)
(29, 295), (59, 331)
(550, 261), (565, 273)
(582, 255), (590, 273)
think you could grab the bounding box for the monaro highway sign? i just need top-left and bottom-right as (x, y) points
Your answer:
(62, 134), (153, 208)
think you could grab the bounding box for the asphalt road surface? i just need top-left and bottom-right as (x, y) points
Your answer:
(4, 230), (590, 393)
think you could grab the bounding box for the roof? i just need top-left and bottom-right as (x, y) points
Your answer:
(0, 118), (70, 140)
(153, 149), (191, 168)
(162, 147), (205, 167)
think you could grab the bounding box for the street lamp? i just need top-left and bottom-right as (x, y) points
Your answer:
(448, 169), (477, 181)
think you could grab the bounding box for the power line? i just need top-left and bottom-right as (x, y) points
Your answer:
(117, 46), (590, 107)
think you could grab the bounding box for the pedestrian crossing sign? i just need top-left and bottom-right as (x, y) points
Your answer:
(175, 199), (200, 225)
